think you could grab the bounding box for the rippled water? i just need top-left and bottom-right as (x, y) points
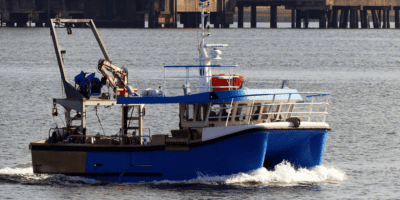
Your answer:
(1, 23), (400, 199)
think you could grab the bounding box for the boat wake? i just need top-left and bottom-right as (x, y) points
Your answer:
(0, 165), (105, 186)
(153, 161), (347, 186)
(0, 161), (346, 187)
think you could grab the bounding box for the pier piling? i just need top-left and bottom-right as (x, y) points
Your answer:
(270, 5), (277, 28)
(238, 6), (244, 28)
(387, 10), (391, 28)
(372, 9), (378, 28)
(396, 8), (400, 28)
(378, 9), (382, 28)
(330, 9), (338, 28)
(296, 9), (301, 28)
(251, 5), (256, 28)
(238, 5), (243, 28)
(291, 9), (295, 28)
(383, 10), (387, 28)
(304, 11), (309, 28)
(319, 11), (326, 29)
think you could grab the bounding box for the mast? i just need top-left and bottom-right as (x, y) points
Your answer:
(198, 0), (212, 93)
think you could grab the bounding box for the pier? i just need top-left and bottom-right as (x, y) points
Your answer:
(1, 0), (400, 28)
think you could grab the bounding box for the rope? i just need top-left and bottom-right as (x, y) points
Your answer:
(94, 106), (106, 135)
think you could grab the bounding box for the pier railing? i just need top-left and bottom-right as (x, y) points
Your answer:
(206, 92), (329, 126)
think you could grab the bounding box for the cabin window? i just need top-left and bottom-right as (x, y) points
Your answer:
(269, 105), (280, 121)
(196, 104), (207, 121)
(261, 105), (269, 120)
(279, 104), (290, 120)
(235, 104), (248, 122)
(251, 103), (262, 121)
(183, 104), (194, 121)
(209, 104), (221, 121)
(220, 103), (232, 122)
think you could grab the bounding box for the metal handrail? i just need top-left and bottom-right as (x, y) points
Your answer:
(205, 92), (329, 126)
(163, 65), (238, 94)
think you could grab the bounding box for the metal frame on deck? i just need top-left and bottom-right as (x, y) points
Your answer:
(49, 18), (111, 99)
(50, 18), (144, 143)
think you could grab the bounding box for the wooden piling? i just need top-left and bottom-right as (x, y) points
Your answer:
(327, 10), (332, 28)
(345, 9), (350, 28)
(291, 9), (296, 28)
(251, 5), (256, 28)
(339, 9), (344, 28)
(238, 5), (243, 28)
(360, 9), (365, 28)
(372, 9), (378, 28)
(383, 9), (387, 28)
(331, 9), (338, 28)
(319, 11), (326, 28)
(342, 9), (349, 28)
(296, 9), (301, 28)
(378, 9), (382, 28)
(396, 9), (400, 28)
(349, 9), (354, 28)
(387, 10), (390, 28)
(304, 10), (309, 28)
(149, 0), (155, 28)
(361, 9), (368, 28)
(270, 5), (277, 28)
(356, 10), (359, 28)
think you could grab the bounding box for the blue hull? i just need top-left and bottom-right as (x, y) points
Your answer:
(83, 131), (268, 182)
(31, 128), (328, 182)
(264, 129), (328, 169)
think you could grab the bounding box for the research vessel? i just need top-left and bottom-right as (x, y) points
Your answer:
(29, 0), (331, 182)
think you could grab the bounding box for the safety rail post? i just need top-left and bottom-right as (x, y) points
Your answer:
(284, 93), (292, 120)
(225, 98), (234, 126)
(270, 94), (276, 121)
(164, 67), (166, 95)
(276, 103), (283, 121)
(186, 67), (189, 86)
(204, 103), (212, 127)
(323, 99), (329, 122)
(308, 96), (314, 122)
(248, 97), (256, 124)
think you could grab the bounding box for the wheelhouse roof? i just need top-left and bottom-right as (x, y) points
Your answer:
(116, 89), (306, 105)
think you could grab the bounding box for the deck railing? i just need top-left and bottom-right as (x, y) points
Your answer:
(206, 92), (329, 126)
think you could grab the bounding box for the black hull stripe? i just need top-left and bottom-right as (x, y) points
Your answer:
(30, 127), (329, 152)
(40, 172), (163, 177)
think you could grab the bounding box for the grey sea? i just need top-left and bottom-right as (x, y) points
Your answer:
(1, 22), (399, 199)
